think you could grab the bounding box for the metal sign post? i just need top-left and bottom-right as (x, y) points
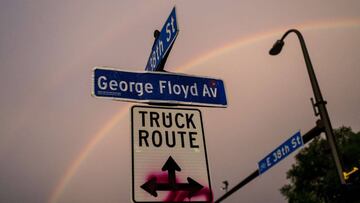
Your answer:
(269, 29), (346, 185)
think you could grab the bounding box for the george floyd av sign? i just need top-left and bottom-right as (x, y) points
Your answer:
(131, 105), (212, 202)
(92, 67), (227, 107)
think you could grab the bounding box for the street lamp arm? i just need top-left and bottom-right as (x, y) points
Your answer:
(269, 29), (306, 56)
(280, 29), (301, 41)
(271, 29), (324, 103)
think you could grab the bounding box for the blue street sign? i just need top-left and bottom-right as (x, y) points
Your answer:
(258, 131), (303, 174)
(145, 7), (179, 71)
(92, 67), (227, 107)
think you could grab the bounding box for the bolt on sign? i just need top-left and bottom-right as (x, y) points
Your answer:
(131, 105), (212, 202)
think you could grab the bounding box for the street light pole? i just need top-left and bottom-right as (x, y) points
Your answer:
(269, 29), (346, 185)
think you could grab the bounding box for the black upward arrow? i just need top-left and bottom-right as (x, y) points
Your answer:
(140, 156), (203, 198)
(161, 156), (181, 186)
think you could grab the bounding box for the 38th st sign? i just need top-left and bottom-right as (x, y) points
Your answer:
(145, 7), (179, 71)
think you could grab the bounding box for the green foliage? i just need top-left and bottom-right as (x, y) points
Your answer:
(280, 126), (360, 203)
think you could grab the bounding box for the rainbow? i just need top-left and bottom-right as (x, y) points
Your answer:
(48, 18), (360, 203)
(48, 105), (130, 203)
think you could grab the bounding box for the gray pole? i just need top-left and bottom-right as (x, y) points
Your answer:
(270, 29), (346, 185)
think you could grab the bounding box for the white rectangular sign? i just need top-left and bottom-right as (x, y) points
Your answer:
(131, 105), (212, 202)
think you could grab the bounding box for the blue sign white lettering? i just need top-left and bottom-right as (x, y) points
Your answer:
(92, 67), (227, 107)
(258, 131), (303, 174)
(145, 7), (179, 71)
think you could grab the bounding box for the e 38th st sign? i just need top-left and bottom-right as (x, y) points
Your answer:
(258, 131), (303, 174)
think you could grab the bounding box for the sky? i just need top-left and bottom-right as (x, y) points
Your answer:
(0, 1), (359, 203)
